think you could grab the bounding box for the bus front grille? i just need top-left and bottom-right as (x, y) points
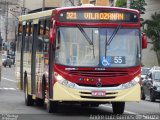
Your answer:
(77, 84), (120, 87)
(69, 70), (129, 77)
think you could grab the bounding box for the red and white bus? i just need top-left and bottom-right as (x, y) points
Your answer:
(16, 6), (147, 114)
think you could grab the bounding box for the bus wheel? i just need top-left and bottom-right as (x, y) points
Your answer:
(112, 102), (125, 114)
(150, 91), (156, 102)
(141, 88), (146, 100)
(47, 100), (58, 113)
(24, 77), (34, 106)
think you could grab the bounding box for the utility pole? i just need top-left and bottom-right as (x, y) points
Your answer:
(0, 16), (1, 83)
(22, 0), (26, 14)
(0, 16), (2, 49)
(127, 0), (131, 8)
(5, 2), (8, 43)
(42, 0), (45, 11)
(0, 15), (2, 44)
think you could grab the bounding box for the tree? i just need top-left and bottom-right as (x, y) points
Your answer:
(130, 0), (147, 21)
(143, 13), (160, 65)
(115, 0), (127, 7)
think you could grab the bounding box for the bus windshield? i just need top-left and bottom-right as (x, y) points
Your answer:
(55, 27), (140, 67)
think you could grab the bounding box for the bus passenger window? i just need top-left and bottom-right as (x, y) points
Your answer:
(43, 20), (50, 52)
(38, 21), (41, 35)
(37, 38), (44, 52)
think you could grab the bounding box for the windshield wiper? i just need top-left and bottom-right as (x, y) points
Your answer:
(105, 24), (121, 58)
(92, 30), (95, 58)
(76, 24), (95, 58)
(107, 24), (121, 46)
(76, 24), (93, 45)
(105, 30), (108, 58)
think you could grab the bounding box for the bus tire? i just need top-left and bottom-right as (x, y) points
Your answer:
(24, 76), (34, 106)
(141, 88), (146, 100)
(150, 90), (155, 102)
(112, 102), (125, 114)
(47, 100), (58, 113)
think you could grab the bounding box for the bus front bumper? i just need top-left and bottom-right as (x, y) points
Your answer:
(53, 82), (140, 102)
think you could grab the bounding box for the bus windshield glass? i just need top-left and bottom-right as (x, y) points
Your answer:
(55, 27), (140, 67)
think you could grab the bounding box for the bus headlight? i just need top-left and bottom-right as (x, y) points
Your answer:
(54, 72), (76, 88)
(120, 76), (140, 89)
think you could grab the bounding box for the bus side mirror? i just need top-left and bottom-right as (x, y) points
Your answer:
(49, 20), (56, 42)
(142, 33), (147, 49)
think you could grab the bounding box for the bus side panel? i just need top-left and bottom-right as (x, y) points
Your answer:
(35, 20), (45, 99)
(16, 24), (24, 90)
(35, 19), (50, 99)
(23, 31), (33, 95)
(30, 23), (38, 95)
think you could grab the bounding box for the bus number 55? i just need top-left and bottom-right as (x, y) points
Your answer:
(114, 56), (123, 64)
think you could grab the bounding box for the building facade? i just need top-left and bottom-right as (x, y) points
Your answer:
(22, 0), (112, 9)
(0, 0), (19, 45)
(141, 0), (160, 67)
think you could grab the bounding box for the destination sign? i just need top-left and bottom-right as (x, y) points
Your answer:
(59, 10), (138, 23)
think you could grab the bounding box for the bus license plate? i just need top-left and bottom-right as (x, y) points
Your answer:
(91, 91), (106, 96)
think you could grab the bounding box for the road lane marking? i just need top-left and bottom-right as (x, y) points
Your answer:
(0, 87), (17, 90)
(101, 105), (137, 114)
(2, 77), (16, 83)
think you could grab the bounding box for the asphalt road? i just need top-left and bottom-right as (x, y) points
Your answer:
(0, 66), (160, 120)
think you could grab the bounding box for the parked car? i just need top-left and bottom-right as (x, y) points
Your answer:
(141, 69), (160, 102)
(2, 54), (12, 68)
(141, 67), (150, 80)
(150, 66), (160, 71)
(7, 55), (15, 65)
